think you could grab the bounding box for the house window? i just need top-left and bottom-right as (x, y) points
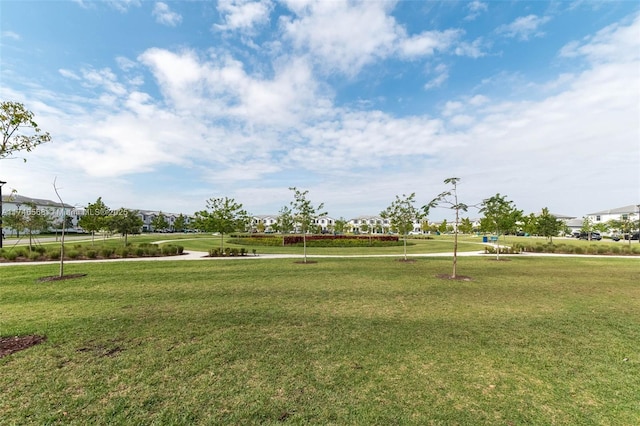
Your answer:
(622, 214), (628, 221)
(596, 215), (601, 221)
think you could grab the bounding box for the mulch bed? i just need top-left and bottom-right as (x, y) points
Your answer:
(37, 273), (87, 282)
(436, 274), (473, 281)
(0, 335), (47, 358)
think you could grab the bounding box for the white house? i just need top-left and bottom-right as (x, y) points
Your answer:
(586, 205), (640, 224)
(1, 193), (79, 236)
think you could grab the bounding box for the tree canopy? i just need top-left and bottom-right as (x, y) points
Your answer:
(1, 101), (51, 161)
(289, 187), (325, 263)
(479, 193), (522, 260)
(194, 197), (250, 251)
(381, 192), (422, 261)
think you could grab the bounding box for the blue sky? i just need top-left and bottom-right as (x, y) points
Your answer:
(1, 0), (639, 220)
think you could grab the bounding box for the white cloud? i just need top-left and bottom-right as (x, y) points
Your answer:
(559, 13), (640, 63)
(496, 14), (551, 40)
(152, 2), (182, 27)
(280, 0), (400, 75)
(106, 0), (141, 13)
(465, 1), (488, 21)
(1, 31), (20, 40)
(424, 64), (449, 90)
(215, 0), (273, 31)
(398, 29), (463, 58)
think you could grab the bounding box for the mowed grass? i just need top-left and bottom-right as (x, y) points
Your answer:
(1, 256), (639, 425)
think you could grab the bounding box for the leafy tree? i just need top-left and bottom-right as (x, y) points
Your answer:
(108, 209), (143, 246)
(78, 197), (110, 245)
(21, 202), (52, 252)
(3, 209), (26, 238)
(609, 213), (638, 246)
(289, 187), (325, 263)
(423, 177), (469, 278)
(479, 193), (522, 260)
(536, 208), (564, 243)
(438, 219), (449, 234)
(458, 217), (473, 234)
(334, 217), (347, 234)
(194, 197), (250, 252)
(381, 192), (422, 261)
(173, 214), (187, 233)
(580, 217), (595, 240)
(520, 213), (537, 236)
(151, 211), (169, 232)
(1, 101), (51, 161)
(256, 220), (266, 233)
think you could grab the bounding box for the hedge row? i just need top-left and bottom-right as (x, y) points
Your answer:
(228, 234), (402, 247)
(0, 243), (184, 262)
(488, 242), (640, 255)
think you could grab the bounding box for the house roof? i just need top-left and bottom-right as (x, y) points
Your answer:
(587, 204), (640, 215)
(1, 193), (75, 209)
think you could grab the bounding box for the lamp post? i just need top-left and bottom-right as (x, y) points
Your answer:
(0, 180), (6, 248)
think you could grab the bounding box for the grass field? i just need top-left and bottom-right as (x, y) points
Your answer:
(1, 255), (639, 425)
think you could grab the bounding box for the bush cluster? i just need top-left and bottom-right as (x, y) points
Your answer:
(507, 242), (640, 255)
(208, 247), (254, 257)
(0, 243), (185, 262)
(229, 234), (402, 247)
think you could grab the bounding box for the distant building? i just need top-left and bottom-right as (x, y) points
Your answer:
(1, 193), (79, 236)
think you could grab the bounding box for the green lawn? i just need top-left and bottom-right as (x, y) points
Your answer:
(1, 256), (639, 424)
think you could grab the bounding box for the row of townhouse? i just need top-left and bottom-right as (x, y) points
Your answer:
(0, 194), (79, 236)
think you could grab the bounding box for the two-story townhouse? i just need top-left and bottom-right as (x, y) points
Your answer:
(1, 193), (79, 236)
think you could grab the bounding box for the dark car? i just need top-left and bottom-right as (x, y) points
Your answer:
(578, 232), (602, 241)
(624, 232), (640, 241)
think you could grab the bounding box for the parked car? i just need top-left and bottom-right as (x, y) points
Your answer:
(624, 232), (640, 240)
(578, 232), (602, 241)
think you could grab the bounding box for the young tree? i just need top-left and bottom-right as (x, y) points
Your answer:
(479, 193), (522, 260)
(423, 177), (469, 278)
(78, 197), (110, 246)
(151, 212), (169, 232)
(108, 209), (143, 246)
(381, 193), (422, 261)
(458, 217), (473, 234)
(289, 187), (325, 263)
(194, 197), (250, 252)
(22, 202), (52, 252)
(3, 209), (26, 238)
(334, 217), (347, 234)
(580, 217), (595, 241)
(1, 101), (51, 161)
(173, 214), (187, 233)
(536, 208), (565, 243)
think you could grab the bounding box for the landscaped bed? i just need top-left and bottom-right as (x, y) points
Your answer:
(0, 242), (184, 262)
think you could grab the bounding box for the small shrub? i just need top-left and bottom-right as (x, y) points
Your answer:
(67, 250), (80, 259)
(209, 248), (221, 257)
(135, 248), (145, 257)
(29, 252), (41, 261)
(5, 251), (18, 261)
(48, 250), (60, 260)
(611, 246), (621, 254)
(633, 246), (640, 255)
(101, 248), (113, 258)
(119, 248), (129, 258)
(597, 246), (607, 254)
(87, 250), (97, 259)
(252, 249), (257, 256)
(35, 246), (47, 255)
(573, 247), (584, 254)
(176, 245), (184, 254)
